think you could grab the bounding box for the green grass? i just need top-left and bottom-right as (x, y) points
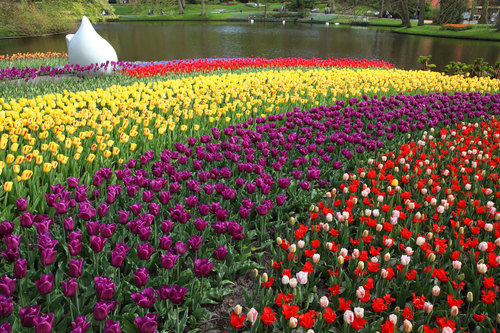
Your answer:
(396, 24), (500, 41)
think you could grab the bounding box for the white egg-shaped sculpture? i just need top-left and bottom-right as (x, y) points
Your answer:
(67, 16), (118, 76)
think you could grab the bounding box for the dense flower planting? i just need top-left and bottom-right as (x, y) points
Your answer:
(0, 61), (132, 82)
(231, 117), (500, 332)
(1, 68), (498, 200)
(0, 54), (499, 332)
(0, 52), (68, 62)
(122, 57), (395, 78)
(0, 89), (499, 331)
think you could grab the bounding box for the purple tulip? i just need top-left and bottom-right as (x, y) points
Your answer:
(174, 241), (189, 256)
(90, 235), (107, 253)
(94, 276), (115, 300)
(158, 235), (172, 250)
(19, 212), (35, 228)
(276, 194), (287, 206)
(0, 295), (13, 317)
(135, 313), (158, 333)
(64, 217), (74, 231)
(40, 248), (57, 266)
(68, 239), (82, 256)
(193, 258), (214, 277)
(33, 313), (53, 333)
(85, 221), (100, 236)
(93, 300), (117, 321)
(104, 320), (121, 333)
(20, 305), (41, 327)
(194, 218), (208, 231)
(13, 258), (27, 279)
(134, 267), (149, 287)
(16, 197), (28, 211)
(62, 278), (78, 297)
(137, 243), (155, 260)
(131, 287), (157, 308)
(138, 226), (152, 241)
(118, 210), (129, 224)
(69, 258), (83, 277)
(100, 223), (116, 238)
(161, 252), (178, 269)
(78, 202), (96, 221)
(0, 275), (15, 296)
(98, 202), (110, 217)
(35, 274), (53, 295)
(213, 246), (228, 260)
(0, 322), (10, 332)
(188, 235), (202, 250)
(71, 315), (91, 332)
(67, 177), (80, 188)
(129, 202), (142, 215)
(0, 221), (14, 236)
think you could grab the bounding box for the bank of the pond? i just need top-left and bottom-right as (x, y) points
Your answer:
(395, 25), (500, 42)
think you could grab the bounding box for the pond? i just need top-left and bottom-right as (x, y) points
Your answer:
(0, 21), (499, 71)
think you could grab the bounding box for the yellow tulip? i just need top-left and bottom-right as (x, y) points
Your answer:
(6, 154), (14, 164)
(21, 170), (33, 181)
(10, 143), (19, 152)
(12, 165), (20, 174)
(87, 153), (95, 163)
(4, 181), (13, 192)
(130, 143), (137, 151)
(74, 153), (81, 161)
(112, 147), (120, 155)
(0, 139), (7, 150)
(15, 156), (25, 165)
(43, 163), (52, 173)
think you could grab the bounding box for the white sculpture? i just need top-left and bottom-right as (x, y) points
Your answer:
(67, 16), (118, 76)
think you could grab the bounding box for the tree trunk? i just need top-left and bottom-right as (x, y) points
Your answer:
(201, 0), (206, 17)
(417, 0), (425, 25)
(378, 0), (384, 18)
(181, 0), (186, 9)
(177, 0), (184, 14)
(479, 0), (488, 23)
(400, 0), (411, 27)
(329, 0), (335, 12)
(264, 0), (268, 18)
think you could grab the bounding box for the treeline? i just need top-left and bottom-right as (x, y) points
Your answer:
(0, 0), (113, 37)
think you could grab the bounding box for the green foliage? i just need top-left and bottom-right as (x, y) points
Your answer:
(434, 0), (466, 24)
(0, 0), (114, 37)
(441, 24), (473, 31)
(442, 58), (499, 79)
(417, 55), (436, 71)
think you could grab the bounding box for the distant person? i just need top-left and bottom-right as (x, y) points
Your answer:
(325, 6), (330, 14)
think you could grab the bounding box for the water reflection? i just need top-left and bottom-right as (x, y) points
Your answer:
(1, 21), (498, 71)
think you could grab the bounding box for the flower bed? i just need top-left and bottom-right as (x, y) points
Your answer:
(0, 89), (499, 331)
(1, 68), (498, 201)
(231, 117), (499, 332)
(122, 57), (395, 78)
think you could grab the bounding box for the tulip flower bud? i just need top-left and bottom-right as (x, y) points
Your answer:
(297, 240), (305, 249)
(253, 269), (259, 278)
(309, 205), (315, 212)
(357, 261), (365, 271)
(289, 244), (296, 253)
(282, 275), (290, 285)
(319, 296), (329, 308)
(326, 242), (333, 251)
(497, 314), (500, 324)
(326, 191), (332, 198)
(459, 227), (464, 234)
(352, 249), (360, 259)
(376, 224), (383, 232)
(276, 237), (282, 245)
(389, 314), (397, 325)
(384, 253), (391, 262)
(234, 305), (242, 315)
(314, 206), (319, 213)
(495, 237), (500, 247)
(262, 273), (268, 283)
(428, 253), (436, 262)
(416, 236), (426, 246)
(450, 306), (459, 317)
(338, 256), (344, 265)
(362, 230), (369, 238)
(431, 286), (440, 296)
(394, 306), (400, 314)
(423, 302), (433, 314)
(290, 217), (296, 226)
(477, 263), (488, 274)
(289, 278), (297, 288)
(403, 319), (413, 332)
(354, 307), (364, 318)
(312, 253), (320, 264)
(306, 330), (314, 333)
(247, 308), (258, 326)
(466, 291), (473, 302)
(289, 317), (298, 328)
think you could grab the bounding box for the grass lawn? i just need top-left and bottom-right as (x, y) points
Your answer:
(396, 24), (500, 40)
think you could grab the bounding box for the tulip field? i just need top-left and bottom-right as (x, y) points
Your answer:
(0, 53), (498, 333)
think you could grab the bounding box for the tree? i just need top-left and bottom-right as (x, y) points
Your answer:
(177, 0), (184, 14)
(417, 0), (425, 25)
(399, 0), (411, 27)
(435, 0), (466, 24)
(200, 0), (206, 16)
(478, 0), (488, 23)
(378, 0), (384, 18)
